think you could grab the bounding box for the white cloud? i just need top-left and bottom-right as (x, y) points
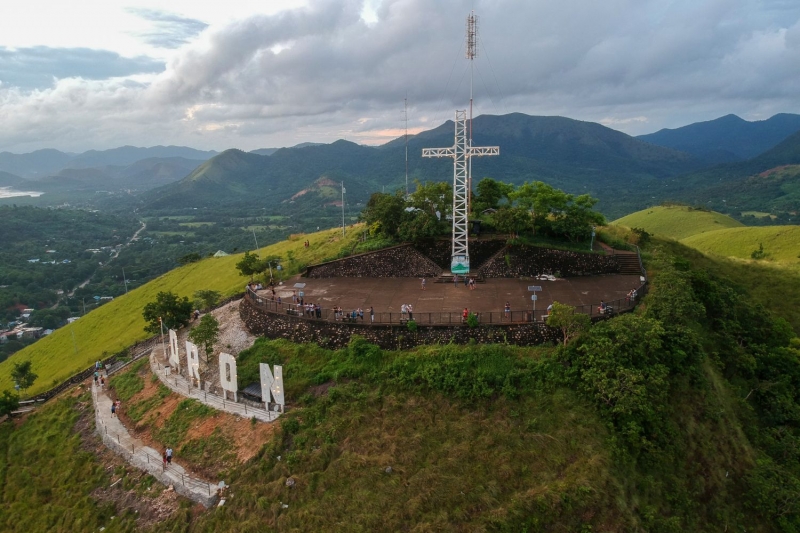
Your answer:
(1, 0), (800, 152)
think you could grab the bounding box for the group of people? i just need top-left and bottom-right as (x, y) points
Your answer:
(451, 275), (477, 290)
(401, 304), (414, 321)
(626, 288), (638, 303)
(334, 306), (374, 322)
(301, 302), (323, 318)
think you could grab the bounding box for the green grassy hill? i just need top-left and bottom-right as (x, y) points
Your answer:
(0, 226), (362, 396)
(613, 205), (744, 240)
(681, 225), (800, 264)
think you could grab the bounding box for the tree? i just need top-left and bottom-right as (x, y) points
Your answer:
(546, 302), (591, 346)
(0, 390), (19, 417)
(11, 360), (37, 393)
(491, 206), (530, 237)
(188, 314), (220, 363)
(193, 290), (221, 311)
(236, 251), (261, 281)
(407, 180), (452, 220)
(511, 181), (568, 235)
(360, 191), (407, 238)
(550, 194), (606, 242)
(474, 178), (513, 213)
(142, 291), (193, 334)
(178, 252), (202, 265)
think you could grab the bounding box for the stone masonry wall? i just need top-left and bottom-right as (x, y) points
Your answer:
(305, 244), (442, 278)
(240, 297), (561, 350)
(479, 244), (620, 278)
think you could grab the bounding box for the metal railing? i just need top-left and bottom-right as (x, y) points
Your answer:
(245, 285), (647, 325)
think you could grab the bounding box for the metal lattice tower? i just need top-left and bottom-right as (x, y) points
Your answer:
(423, 111), (498, 274)
(422, 11), (498, 275)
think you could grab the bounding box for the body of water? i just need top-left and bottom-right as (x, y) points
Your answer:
(0, 187), (44, 198)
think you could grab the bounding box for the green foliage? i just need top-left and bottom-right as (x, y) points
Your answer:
(405, 319), (417, 332)
(193, 289), (221, 310)
(360, 191), (407, 239)
(466, 312), (479, 328)
(178, 252), (202, 264)
(142, 290), (193, 334)
(0, 395), (144, 532)
(235, 250), (261, 280)
(614, 205), (744, 240)
(546, 302), (591, 346)
(187, 313), (220, 363)
(0, 390), (19, 416)
(510, 181), (605, 241)
(153, 398), (215, 446)
(750, 242), (767, 259)
(126, 383), (171, 422)
(10, 360), (36, 393)
(108, 358), (147, 401)
(473, 177), (513, 213)
(490, 206), (530, 236)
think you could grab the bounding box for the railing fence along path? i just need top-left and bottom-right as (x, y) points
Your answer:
(91, 384), (219, 507)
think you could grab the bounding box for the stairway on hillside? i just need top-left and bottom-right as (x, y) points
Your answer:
(615, 252), (643, 275)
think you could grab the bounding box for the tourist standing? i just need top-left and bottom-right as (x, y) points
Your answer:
(162, 451), (168, 469)
(504, 302), (510, 319)
(453, 274), (458, 287)
(111, 402), (116, 417)
(421, 278), (426, 290)
(462, 307), (469, 323)
(370, 307), (374, 323)
(166, 447), (173, 465)
(408, 304), (413, 321)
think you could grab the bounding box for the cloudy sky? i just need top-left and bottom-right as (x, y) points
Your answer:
(1, 0), (799, 153)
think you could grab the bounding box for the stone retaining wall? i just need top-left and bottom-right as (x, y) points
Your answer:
(479, 244), (620, 278)
(240, 297), (561, 350)
(305, 244), (442, 278)
(413, 239), (507, 271)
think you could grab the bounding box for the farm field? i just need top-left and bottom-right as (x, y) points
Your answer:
(614, 205), (743, 240)
(0, 226), (362, 396)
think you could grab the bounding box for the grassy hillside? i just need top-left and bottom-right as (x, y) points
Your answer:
(0, 226), (363, 396)
(613, 205), (744, 240)
(681, 225), (800, 264)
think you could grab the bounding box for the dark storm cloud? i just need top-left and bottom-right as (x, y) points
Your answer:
(127, 8), (209, 48)
(0, 46), (164, 89)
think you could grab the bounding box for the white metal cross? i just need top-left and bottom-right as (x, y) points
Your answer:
(422, 110), (499, 274)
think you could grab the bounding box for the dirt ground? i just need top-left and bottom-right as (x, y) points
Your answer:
(114, 363), (276, 480)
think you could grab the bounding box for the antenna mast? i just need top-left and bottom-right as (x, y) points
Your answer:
(466, 11), (477, 212)
(404, 97), (409, 197)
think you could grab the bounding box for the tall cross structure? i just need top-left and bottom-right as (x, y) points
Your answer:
(422, 110), (498, 274)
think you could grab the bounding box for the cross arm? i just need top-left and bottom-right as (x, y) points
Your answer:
(468, 147), (500, 156)
(422, 147), (455, 158)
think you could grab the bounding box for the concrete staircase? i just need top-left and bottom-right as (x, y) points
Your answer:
(615, 252), (642, 275)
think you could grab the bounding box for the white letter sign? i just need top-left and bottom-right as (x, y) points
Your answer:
(185, 341), (201, 382)
(260, 363), (284, 412)
(219, 352), (238, 402)
(168, 329), (180, 371)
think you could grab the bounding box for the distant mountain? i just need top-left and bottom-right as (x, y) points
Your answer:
(250, 143), (326, 156)
(139, 113), (705, 217)
(0, 145), (215, 179)
(65, 145), (216, 169)
(0, 171), (24, 188)
(24, 156), (202, 194)
(0, 149), (74, 178)
(637, 113), (800, 164)
(650, 130), (800, 219)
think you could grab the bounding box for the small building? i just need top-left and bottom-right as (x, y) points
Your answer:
(27, 258), (40, 263)
(213, 250), (230, 257)
(67, 317), (80, 324)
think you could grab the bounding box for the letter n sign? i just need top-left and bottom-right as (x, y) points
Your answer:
(260, 363), (284, 412)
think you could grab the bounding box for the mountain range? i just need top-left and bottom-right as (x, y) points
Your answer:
(3, 112), (800, 219)
(637, 113), (800, 164)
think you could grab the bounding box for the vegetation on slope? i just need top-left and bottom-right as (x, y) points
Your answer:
(680, 225), (800, 264)
(0, 391), (169, 532)
(613, 205), (743, 240)
(0, 226), (363, 396)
